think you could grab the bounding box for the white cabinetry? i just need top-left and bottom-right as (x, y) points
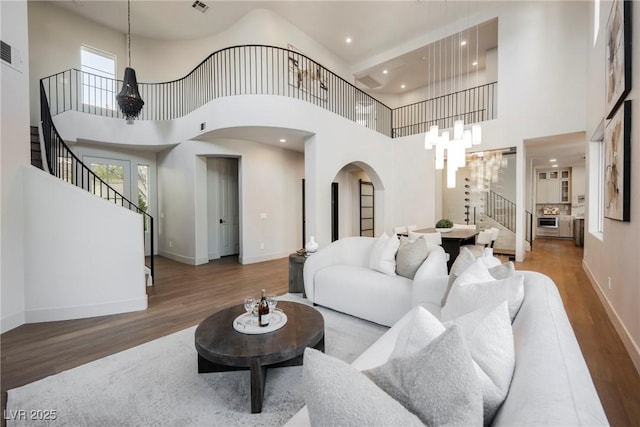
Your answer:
(559, 216), (573, 238)
(536, 169), (571, 204)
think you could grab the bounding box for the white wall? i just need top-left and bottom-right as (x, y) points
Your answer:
(158, 127), (304, 265)
(27, 3), (353, 125)
(61, 91), (439, 264)
(22, 167), (147, 322)
(584, 0), (640, 373)
(71, 142), (159, 255)
(27, 1), (126, 126)
(1, 0), (30, 333)
(468, 1), (588, 261)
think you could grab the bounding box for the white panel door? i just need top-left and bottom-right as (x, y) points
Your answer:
(219, 158), (239, 256)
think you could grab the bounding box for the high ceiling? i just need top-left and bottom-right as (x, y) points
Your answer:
(52, 0), (497, 95)
(50, 1), (584, 163)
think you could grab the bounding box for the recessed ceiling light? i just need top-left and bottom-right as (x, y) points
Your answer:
(552, 164), (559, 168)
(279, 138), (286, 143)
(382, 69), (388, 74)
(472, 61), (478, 66)
(460, 40), (467, 46)
(345, 37), (352, 44)
(401, 84), (406, 89)
(550, 158), (557, 162)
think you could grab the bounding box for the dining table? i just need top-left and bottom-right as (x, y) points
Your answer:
(413, 227), (479, 271)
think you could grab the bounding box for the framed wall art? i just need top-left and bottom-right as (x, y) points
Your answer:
(287, 44), (328, 102)
(605, 0), (632, 119)
(604, 100), (631, 222)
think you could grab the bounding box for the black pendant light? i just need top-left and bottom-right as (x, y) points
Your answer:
(117, 0), (144, 123)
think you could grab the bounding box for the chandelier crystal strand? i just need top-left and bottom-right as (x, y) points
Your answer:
(472, 22), (482, 145)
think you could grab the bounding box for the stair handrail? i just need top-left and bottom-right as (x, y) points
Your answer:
(39, 80), (154, 283)
(486, 190), (516, 233)
(525, 210), (533, 251)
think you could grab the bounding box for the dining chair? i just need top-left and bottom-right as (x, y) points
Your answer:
(393, 226), (407, 235)
(462, 229), (493, 257)
(489, 227), (500, 247)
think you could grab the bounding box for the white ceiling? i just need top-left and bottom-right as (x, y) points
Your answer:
(199, 126), (312, 152)
(51, 1), (583, 165)
(524, 133), (587, 169)
(53, 0), (496, 95)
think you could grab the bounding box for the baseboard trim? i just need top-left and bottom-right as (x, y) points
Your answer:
(1, 311), (25, 334)
(239, 251), (290, 265)
(583, 259), (640, 376)
(25, 296), (148, 323)
(158, 250), (199, 266)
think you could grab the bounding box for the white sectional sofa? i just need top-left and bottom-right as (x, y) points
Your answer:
(288, 237), (608, 426)
(303, 236), (449, 327)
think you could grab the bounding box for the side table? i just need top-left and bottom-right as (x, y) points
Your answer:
(288, 253), (307, 297)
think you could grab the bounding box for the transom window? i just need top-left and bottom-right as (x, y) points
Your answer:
(81, 46), (116, 110)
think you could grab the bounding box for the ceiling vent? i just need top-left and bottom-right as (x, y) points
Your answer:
(191, 1), (209, 14)
(1, 40), (22, 73)
(356, 75), (382, 89)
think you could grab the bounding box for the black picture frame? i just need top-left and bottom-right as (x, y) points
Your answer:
(604, 100), (631, 222)
(605, 0), (632, 119)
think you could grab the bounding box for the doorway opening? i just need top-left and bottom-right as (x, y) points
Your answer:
(331, 163), (378, 238)
(207, 157), (240, 260)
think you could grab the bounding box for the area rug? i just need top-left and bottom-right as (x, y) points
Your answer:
(6, 294), (387, 426)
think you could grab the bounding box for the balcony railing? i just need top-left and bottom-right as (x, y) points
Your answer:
(41, 45), (496, 140)
(42, 45), (393, 136)
(392, 82), (497, 138)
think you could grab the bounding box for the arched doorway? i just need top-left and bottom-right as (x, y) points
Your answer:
(331, 161), (385, 239)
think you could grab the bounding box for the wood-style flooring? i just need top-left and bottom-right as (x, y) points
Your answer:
(2, 239), (639, 426)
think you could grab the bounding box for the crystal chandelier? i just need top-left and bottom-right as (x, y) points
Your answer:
(424, 14), (482, 188)
(468, 150), (508, 190)
(116, 0), (144, 124)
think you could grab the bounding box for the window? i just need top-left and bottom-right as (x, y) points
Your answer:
(138, 165), (149, 231)
(81, 46), (116, 110)
(90, 162), (125, 205)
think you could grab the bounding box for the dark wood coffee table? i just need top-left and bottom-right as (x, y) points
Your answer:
(194, 301), (324, 413)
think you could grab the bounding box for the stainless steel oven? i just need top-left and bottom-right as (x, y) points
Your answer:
(537, 216), (559, 228)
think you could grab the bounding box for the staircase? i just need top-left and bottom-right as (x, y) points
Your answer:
(30, 126), (43, 170)
(35, 81), (155, 283)
(480, 190), (533, 257)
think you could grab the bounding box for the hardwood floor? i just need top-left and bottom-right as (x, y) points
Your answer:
(2, 240), (639, 426)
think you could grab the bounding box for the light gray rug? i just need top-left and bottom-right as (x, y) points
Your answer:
(7, 294), (387, 427)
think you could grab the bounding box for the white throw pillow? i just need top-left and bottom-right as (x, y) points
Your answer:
(442, 246), (477, 306)
(395, 236), (431, 279)
(445, 302), (515, 424)
(369, 232), (400, 276)
(391, 304), (515, 426)
(442, 258), (525, 321)
(390, 305), (445, 359)
(302, 348), (423, 427)
(488, 261), (515, 280)
(364, 326), (483, 426)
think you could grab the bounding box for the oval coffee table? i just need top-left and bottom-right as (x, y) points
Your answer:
(195, 301), (324, 413)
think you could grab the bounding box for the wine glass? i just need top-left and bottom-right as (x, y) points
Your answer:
(266, 294), (278, 313)
(243, 297), (255, 316)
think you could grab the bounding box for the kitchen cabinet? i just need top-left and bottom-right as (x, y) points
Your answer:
(559, 216), (573, 238)
(537, 168), (571, 204)
(560, 170), (571, 203)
